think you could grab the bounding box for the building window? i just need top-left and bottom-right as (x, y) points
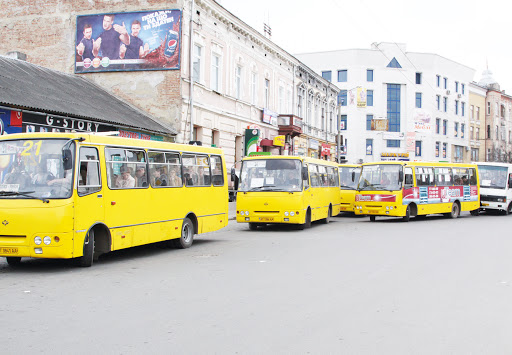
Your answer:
(387, 57), (402, 68)
(487, 102), (491, 115)
(461, 124), (465, 138)
(455, 100), (459, 115)
(436, 118), (440, 134)
(476, 106), (480, 120)
(455, 81), (459, 93)
(470, 126), (474, 139)
(436, 75), (441, 87)
(461, 102), (465, 116)
(416, 72), (422, 84)
(415, 141), (422, 156)
(462, 83), (465, 95)
(367, 69), (373, 82)
(471, 148), (478, 162)
(366, 139), (373, 155)
(454, 122), (459, 137)
(444, 77), (448, 89)
(387, 140), (400, 148)
(487, 125), (491, 138)
(415, 93), (422, 108)
(470, 105), (474, 120)
(367, 90), (373, 106)
(192, 44), (202, 82)
(340, 115), (347, 130)
(443, 143), (447, 158)
(264, 79), (270, 108)
(454, 146), (463, 162)
(435, 141), (440, 157)
(496, 126), (499, 140)
(443, 97), (447, 112)
(387, 84), (400, 133)
(251, 72), (257, 105)
(338, 90), (347, 106)
(476, 127), (480, 140)
(211, 130), (220, 147)
(321, 70), (332, 82)
(278, 85), (285, 113)
(337, 70), (347, 82)
(235, 66), (242, 99)
(436, 95), (440, 110)
(211, 53), (220, 92)
(443, 120), (447, 135)
(366, 114), (373, 130)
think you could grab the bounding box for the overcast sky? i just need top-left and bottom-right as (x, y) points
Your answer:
(217, 0), (511, 92)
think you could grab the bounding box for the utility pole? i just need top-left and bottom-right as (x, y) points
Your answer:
(189, 0), (194, 143)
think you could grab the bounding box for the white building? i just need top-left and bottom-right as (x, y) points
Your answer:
(296, 43), (475, 163)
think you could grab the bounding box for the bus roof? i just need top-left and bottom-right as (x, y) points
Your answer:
(0, 132), (225, 155)
(241, 155), (339, 167)
(361, 161), (478, 168)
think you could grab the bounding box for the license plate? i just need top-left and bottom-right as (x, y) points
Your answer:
(260, 217), (274, 222)
(0, 247), (18, 255)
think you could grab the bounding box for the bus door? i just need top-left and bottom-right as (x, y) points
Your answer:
(74, 146), (105, 252)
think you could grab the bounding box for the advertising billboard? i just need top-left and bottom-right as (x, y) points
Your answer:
(75, 10), (181, 73)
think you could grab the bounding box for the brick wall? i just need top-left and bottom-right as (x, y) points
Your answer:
(0, 0), (184, 133)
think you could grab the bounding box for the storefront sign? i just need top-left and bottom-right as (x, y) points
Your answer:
(309, 139), (319, 150)
(381, 152), (410, 161)
(244, 129), (260, 156)
(262, 108), (278, 126)
(118, 129), (163, 141)
(273, 135), (285, 147)
(22, 112), (115, 133)
(321, 143), (331, 156)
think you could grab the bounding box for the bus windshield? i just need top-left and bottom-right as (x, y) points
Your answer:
(339, 166), (360, 189)
(239, 159), (302, 192)
(478, 165), (508, 189)
(0, 139), (75, 200)
(358, 164), (402, 191)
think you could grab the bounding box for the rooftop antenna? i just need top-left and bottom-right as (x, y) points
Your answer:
(263, 10), (271, 39)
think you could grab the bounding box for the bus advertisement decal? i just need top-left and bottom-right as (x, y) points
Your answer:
(355, 194), (396, 203)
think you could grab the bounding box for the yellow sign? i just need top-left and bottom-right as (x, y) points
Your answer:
(357, 88), (367, 108)
(273, 135), (285, 147)
(381, 152), (409, 158)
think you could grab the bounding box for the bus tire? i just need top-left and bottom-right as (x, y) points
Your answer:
(301, 210), (312, 229)
(6, 257), (21, 266)
(249, 223), (258, 231)
(505, 203), (512, 215)
(370, 215), (376, 222)
(470, 208), (480, 216)
(403, 205), (411, 222)
(449, 202), (460, 219)
(322, 206), (332, 224)
(173, 217), (194, 249)
(78, 229), (95, 267)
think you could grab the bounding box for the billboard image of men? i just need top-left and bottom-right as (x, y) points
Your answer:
(92, 14), (129, 59)
(120, 20), (150, 59)
(76, 24), (94, 60)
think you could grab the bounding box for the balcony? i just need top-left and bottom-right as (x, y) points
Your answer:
(278, 115), (303, 138)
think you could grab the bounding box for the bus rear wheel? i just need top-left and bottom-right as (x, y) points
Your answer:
(448, 202), (460, 219)
(173, 217), (194, 249)
(470, 208), (480, 216)
(6, 257), (21, 266)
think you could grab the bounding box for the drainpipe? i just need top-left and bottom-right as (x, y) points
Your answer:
(189, 0), (194, 143)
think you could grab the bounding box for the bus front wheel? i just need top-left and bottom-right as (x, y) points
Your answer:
(78, 229), (95, 267)
(249, 223), (258, 231)
(470, 208), (480, 216)
(370, 215), (376, 222)
(403, 205), (411, 222)
(173, 217), (194, 249)
(299, 210), (312, 230)
(322, 206), (332, 224)
(6, 257), (21, 266)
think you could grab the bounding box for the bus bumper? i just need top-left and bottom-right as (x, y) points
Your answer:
(354, 205), (404, 217)
(0, 232), (74, 259)
(236, 213), (303, 224)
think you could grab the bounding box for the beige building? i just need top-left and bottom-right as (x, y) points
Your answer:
(468, 82), (486, 162)
(1, 0), (339, 177)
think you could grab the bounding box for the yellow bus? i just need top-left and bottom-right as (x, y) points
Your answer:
(235, 156), (341, 230)
(338, 164), (360, 214)
(0, 132), (228, 267)
(354, 161), (479, 222)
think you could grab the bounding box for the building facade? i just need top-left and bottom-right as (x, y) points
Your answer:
(468, 82), (486, 162)
(296, 43), (476, 163)
(1, 0), (339, 180)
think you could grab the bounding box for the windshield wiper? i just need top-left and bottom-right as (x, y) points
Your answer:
(248, 185), (276, 191)
(0, 191), (49, 203)
(340, 185), (355, 190)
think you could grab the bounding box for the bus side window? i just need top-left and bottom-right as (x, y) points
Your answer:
(303, 164), (309, 190)
(78, 146), (101, 196)
(469, 168), (477, 185)
(404, 167), (414, 188)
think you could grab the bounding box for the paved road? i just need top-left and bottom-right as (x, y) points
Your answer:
(1, 212), (511, 354)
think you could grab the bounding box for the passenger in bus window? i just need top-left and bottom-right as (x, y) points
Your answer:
(198, 167), (210, 185)
(115, 165), (135, 188)
(381, 174), (390, 186)
(152, 168), (168, 187)
(32, 164), (55, 185)
(135, 165), (147, 187)
(169, 168), (181, 186)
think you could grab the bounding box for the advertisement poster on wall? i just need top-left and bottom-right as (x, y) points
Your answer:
(413, 109), (432, 131)
(0, 109), (23, 135)
(75, 9), (181, 73)
(357, 88), (367, 108)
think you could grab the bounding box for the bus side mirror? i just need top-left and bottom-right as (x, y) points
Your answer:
(351, 171), (355, 182)
(398, 170), (403, 182)
(509, 177), (512, 188)
(62, 149), (73, 171)
(230, 168), (236, 182)
(302, 167), (308, 181)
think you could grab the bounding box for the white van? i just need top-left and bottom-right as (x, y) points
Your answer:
(477, 162), (512, 214)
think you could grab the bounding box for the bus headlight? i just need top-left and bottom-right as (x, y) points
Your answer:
(290, 211), (295, 216)
(386, 206), (389, 210)
(34, 236), (42, 245)
(245, 211), (249, 215)
(43, 236), (51, 245)
(284, 212), (289, 216)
